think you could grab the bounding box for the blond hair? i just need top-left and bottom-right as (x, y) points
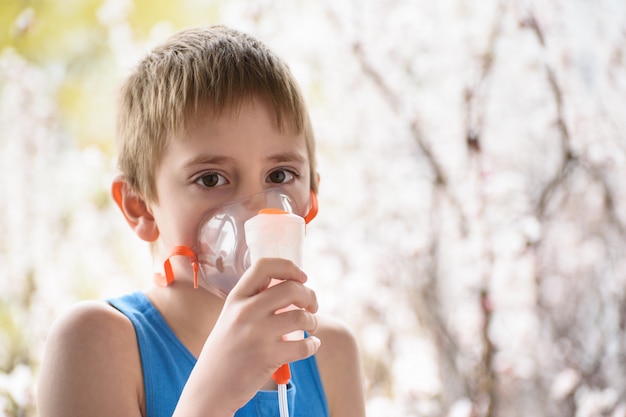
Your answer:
(116, 26), (317, 202)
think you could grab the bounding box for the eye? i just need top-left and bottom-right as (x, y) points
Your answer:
(267, 169), (297, 184)
(196, 172), (228, 188)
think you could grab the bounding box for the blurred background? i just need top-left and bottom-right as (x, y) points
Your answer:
(1, 0), (626, 416)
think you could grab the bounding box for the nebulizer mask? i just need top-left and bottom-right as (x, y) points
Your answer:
(156, 187), (317, 298)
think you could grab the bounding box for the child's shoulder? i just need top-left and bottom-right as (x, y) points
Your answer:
(48, 299), (135, 346)
(43, 300), (143, 377)
(314, 314), (359, 354)
(38, 300), (144, 415)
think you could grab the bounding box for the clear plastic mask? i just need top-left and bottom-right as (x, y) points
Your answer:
(157, 188), (317, 298)
(195, 189), (307, 298)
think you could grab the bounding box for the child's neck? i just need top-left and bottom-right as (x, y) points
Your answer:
(145, 282), (225, 358)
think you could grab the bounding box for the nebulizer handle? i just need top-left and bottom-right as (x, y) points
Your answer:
(244, 208), (306, 417)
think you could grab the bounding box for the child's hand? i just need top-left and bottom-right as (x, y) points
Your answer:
(179, 258), (320, 416)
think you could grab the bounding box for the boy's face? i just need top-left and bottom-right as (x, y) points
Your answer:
(148, 97), (312, 281)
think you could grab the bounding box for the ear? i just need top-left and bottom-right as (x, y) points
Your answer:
(111, 175), (159, 242)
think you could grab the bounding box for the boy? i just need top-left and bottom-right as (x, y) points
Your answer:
(37, 26), (366, 417)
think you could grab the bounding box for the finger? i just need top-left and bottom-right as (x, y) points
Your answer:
(277, 336), (322, 365)
(257, 280), (318, 314)
(231, 258), (307, 298)
(272, 309), (319, 337)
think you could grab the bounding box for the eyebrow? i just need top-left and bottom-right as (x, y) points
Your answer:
(266, 151), (308, 164)
(183, 151), (307, 168)
(183, 154), (234, 167)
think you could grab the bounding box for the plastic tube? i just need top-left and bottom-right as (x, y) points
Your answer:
(278, 382), (289, 417)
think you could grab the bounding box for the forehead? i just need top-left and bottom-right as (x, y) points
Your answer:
(170, 96), (308, 160)
(184, 94), (300, 137)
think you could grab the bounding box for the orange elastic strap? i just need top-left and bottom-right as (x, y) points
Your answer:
(159, 245), (199, 288)
(304, 191), (318, 224)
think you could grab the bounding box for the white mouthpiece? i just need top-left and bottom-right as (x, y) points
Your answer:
(244, 210), (305, 267)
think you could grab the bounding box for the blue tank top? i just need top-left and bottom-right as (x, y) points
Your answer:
(108, 291), (329, 417)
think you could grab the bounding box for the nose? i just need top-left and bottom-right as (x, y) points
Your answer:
(242, 190), (268, 214)
(230, 178), (269, 213)
(234, 186), (296, 216)
(234, 179), (266, 202)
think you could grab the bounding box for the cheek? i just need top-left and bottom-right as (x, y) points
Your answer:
(152, 183), (210, 249)
(296, 172), (314, 216)
(294, 187), (313, 218)
(152, 204), (201, 250)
